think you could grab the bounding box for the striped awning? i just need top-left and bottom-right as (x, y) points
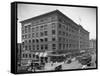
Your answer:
(39, 52), (44, 57)
(38, 52), (48, 57)
(35, 52), (39, 55)
(43, 52), (48, 57)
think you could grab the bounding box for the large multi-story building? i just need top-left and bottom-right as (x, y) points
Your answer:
(20, 10), (89, 65)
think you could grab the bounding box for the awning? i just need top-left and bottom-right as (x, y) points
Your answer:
(35, 52), (39, 55)
(38, 52), (48, 57)
(39, 52), (44, 57)
(43, 52), (48, 57)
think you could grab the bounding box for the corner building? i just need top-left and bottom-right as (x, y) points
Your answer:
(20, 10), (89, 64)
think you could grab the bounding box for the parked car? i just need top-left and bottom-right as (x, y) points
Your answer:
(67, 59), (72, 64)
(55, 65), (62, 71)
(78, 54), (92, 65)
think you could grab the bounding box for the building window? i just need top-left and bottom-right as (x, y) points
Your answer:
(44, 31), (48, 36)
(32, 33), (34, 37)
(52, 23), (56, 28)
(44, 38), (48, 42)
(40, 26), (43, 30)
(29, 40), (31, 43)
(29, 45), (31, 50)
(22, 30), (24, 34)
(25, 54), (28, 58)
(25, 40), (27, 44)
(32, 39), (35, 43)
(58, 37), (62, 42)
(33, 45), (35, 50)
(63, 31), (65, 36)
(28, 34), (31, 38)
(28, 25), (31, 33)
(22, 35), (24, 39)
(58, 24), (61, 28)
(52, 30), (56, 35)
(66, 27), (68, 31)
(66, 32), (68, 36)
(22, 42), (24, 46)
(25, 26), (28, 33)
(37, 45), (39, 50)
(36, 39), (39, 43)
(36, 32), (39, 37)
(44, 25), (48, 30)
(40, 19), (44, 22)
(63, 25), (65, 29)
(32, 28), (35, 32)
(45, 44), (48, 50)
(25, 45), (27, 50)
(52, 44), (56, 50)
(33, 54), (35, 58)
(66, 44), (68, 48)
(51, 16), (56, 21)
(63, 38), (65, 42)
(52, 37), (56, 41)
(63, 44), (65, 49)
(69, 44), (71, 48)
(36, 27), (39, 31)
(58, 31), (61, 35)
(40, 32), (43, 37)
(40, 39), (43, 42)
(25, 34), (28, 39)
(66, 39), (68, 43)
(59, 43), (61, 49)
(41, 45), (44, 50)
(29, 54), (31, 58)
(23, 54), (25, 58)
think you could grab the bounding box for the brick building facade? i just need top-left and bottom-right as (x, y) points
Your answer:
(20, 10), (89, 65)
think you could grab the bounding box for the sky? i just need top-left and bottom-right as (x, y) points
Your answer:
(17, 4), (96, 43)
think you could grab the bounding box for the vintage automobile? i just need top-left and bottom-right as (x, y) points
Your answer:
(78, 54), (92, 65)
(55, 65), (62, 71)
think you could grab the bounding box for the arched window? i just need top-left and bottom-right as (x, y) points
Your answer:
(40, 39), (43, 42)
(41, 45), (44, 50)
(29, 54), (31, 58)
(33, 54), (35, 58)
(36, 39), (39, 43)
(32, 39), (35, 43)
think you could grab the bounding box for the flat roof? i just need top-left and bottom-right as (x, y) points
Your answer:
(20, 9), (78, 26)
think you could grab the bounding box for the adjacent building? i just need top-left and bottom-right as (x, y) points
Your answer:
(20, 10), (89, 65)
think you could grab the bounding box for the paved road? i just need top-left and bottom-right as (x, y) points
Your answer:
(43, 53), (96, 71)
(18, 53), (96, 72)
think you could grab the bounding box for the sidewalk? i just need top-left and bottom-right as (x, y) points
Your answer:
(44, 62), (64, 71)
